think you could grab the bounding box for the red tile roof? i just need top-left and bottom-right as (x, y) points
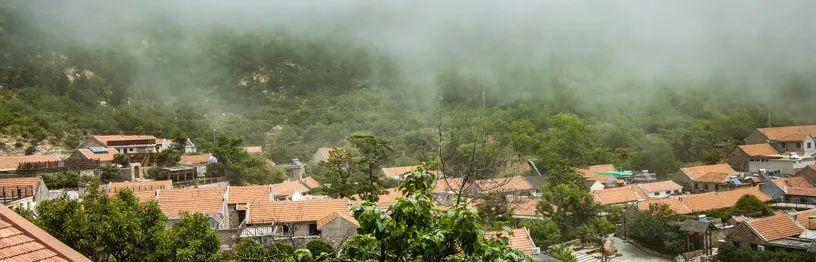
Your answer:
(507, 196), (540, 217)
(637, 198), (693, 215)
(475, 176), (534, 194)
(269, 178), (320, 197)
(247, 199), (353, 224)
(374, 188), (404, 209)
(593, 186), (646, 205)
(771, 176), (816, 196)
(486, 228), (537, 255)
(679, 164), (737, 184)
(107, 180), (172, 194)
(179, 154), (211, 165)
(432, 177), (466, 193)
(745, 212), (804, 241)
(737, 144), (779, 157)
(76, 148), (118, 162)
(0, 176), (43, 200)
(316, 211), (359, 230)
(91, 135), (157, 146)
(636, 187), (769, 214)
(146, 187), (225, 218)
(578, 164), (617, 184)
(381, 166), (442, 179)
(0, 204), (90, 261)
(638, 181), (683, 193)
(757, 125), (816, 142)
(0, 155), (61, 172)
(228, 185), (271, 205)
(792, 209), (816, 230)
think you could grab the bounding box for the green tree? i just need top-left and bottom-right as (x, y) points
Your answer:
(628, 203), (684, 255)
(317, 135), (392, 201)
(734, 194), (772, 216)
(537, 182), (599, 241)
(157, 147), (182, 167)
(519, 219), (561, 249)
(209, 135), (277, 185)
(33, 179), (166, 261)
(347, 135), (392, 202)
(112, 153), (131, 167)
(156, 213), (223, 262)
(346, 165), (526, 261)
(99, 164), (122, 183)
(305, 239), (334, 260)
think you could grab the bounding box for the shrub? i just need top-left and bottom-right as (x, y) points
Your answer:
(306, 239), (334, 258)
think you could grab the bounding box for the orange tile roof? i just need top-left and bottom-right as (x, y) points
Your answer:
(374, 188), (404, 209)
(578, 164), (617, 184)
(757, 125), (816, 142)
(785, 187), (816, 197)
(475, 176), (533, 194)
(179, 154), (211, 165)
(486, 228), (537, 255)
(593, 186), (646, 205)
(381, 166), (442, 179)
(679, 164), (737, 184)
(638, 181), (683, 193)
(76, 148), (118, 162)
(738, 144), (779, 157)
(269, 178), (320, 197)
(637, 187), (769, 214)
(0, 176), (43, 199)
(432, 177), (467, 193)
(316, 211), (359, 230)
(0, 204), (90, 261)
(149, 187), (225, 217)
(792, 209), (816, 230)
(228, 185), (271, 205)
(91, 135), (157, 146)
(507, 196), (540, 217)
(745, 212), (804, 241)
(772, 176), (816, 189)
(247, 199), (353, 224)
(107, 180), (172, 194)
(0, 155), (61, 171)
(637, 198), (693, 215)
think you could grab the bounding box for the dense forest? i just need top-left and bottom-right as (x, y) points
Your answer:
(2, 2), (816, 178)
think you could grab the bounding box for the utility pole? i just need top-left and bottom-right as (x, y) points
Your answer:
(481, 87), (486, 109)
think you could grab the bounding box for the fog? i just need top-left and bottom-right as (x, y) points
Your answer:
(14, 1), (816, 100)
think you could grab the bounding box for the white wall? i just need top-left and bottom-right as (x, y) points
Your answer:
(749, 157), (815, 175)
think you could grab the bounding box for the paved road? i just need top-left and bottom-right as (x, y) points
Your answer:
(610, 236), (672, 262)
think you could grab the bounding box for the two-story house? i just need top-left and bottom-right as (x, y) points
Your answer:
(745, 125), (816, 156)
(674, 164), (750, 193)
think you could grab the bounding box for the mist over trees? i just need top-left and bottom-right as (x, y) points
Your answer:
(1, 1), (815, 176)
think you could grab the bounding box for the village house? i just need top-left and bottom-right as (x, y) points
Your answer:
(134, 187), (228, 229)
(0, 176), (49, 210)
(620, 187), (769, 239)
(0, 204), (91, 261)
(728, 143), (779, 172)
(578, 164), (620, 191)
(179, 154), (216, 177)
(507, 196), (540, 220)
(0, 154), (61, 174)
(674, 163), (751, 193)
(66, 147), (118, 164)
(269, 177), (321, 200)
(239, 199), (358, 247)
(745, 125), (816, 156)
(591, 181), (682, 206)
(761, 171), (816, 204)
(726, 212), (810, 252)
(82, 135), (161, 155)
(160, 138), (197, 154)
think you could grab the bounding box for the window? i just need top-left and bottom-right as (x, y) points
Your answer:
(714, 185), (720, 191)
(665, 190), (671, 195)
(281, 224), (290, 234)
(798, 143), (802, 149)
(808, 142), (812, 149)
(308, 223), (319, 235)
